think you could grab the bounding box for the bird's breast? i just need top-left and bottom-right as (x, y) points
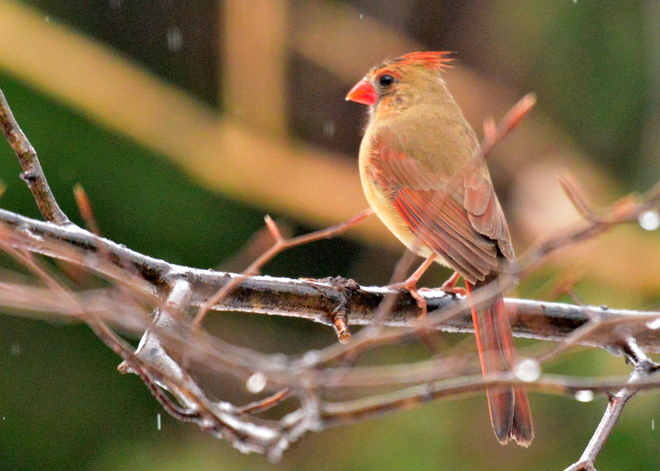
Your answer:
(359, 132), (433, 258)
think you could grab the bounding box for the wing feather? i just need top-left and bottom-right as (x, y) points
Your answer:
(369, 134), (513, 282)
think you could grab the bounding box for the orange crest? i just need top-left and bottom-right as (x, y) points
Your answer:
(390, 51), (453, 70)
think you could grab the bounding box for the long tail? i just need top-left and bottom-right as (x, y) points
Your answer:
(466, 277), (534, 447)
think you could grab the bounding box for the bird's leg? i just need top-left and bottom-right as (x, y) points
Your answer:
(388, 254), (436, 317)
(440, 271), (467, 297)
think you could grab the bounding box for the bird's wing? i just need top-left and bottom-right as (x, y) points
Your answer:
(367, 133), (513, 283)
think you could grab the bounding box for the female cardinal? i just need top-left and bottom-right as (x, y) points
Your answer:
(346, 51), (533, 446)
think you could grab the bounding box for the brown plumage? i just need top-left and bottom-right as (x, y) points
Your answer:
(346, 51), (533, 446)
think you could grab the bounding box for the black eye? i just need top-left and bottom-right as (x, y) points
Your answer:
(379, 74), (394, 87)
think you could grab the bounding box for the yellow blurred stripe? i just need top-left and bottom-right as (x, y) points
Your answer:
(0, 0), (395, 246)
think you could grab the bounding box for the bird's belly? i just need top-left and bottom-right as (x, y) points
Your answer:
(360, 170), (437, 260)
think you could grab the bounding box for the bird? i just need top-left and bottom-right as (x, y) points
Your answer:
(345, 51), (533, 446)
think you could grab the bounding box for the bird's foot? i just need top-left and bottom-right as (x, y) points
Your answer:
(440, 271), (467, 297)
(387, 279), (428, 317)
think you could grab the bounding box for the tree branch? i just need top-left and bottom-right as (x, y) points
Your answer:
(0, 89), (70, 225)
(564, 338), (660, 471)
(0, 206), (657, 352)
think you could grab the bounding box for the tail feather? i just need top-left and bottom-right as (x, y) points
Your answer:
(466, 279), (534, 446)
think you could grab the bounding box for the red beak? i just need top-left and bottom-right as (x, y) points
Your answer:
(345, 78), (377, 105)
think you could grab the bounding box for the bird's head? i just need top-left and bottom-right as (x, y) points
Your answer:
(345, 51), (453, 111)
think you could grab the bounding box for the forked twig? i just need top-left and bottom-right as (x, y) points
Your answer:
(564, 338), (660, 471)
(520, 172), (660, 276)
(192, 208), (374, 335)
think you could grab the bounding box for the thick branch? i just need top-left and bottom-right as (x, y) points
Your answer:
(0, 207), (658, 352)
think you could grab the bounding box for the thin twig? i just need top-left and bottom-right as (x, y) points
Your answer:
(0, 89), (70, 225)
(238, 388), (292, 414)
(564, 338), (660, 471)
(520, 185), (656, 277)
(319, 369), (660, 430)
(558, 172), (599, 221)
(191, 208), (373, 329)
(481, 93), (537, 158)
(73, 184), (101, 236)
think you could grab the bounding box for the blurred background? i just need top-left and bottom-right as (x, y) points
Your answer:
(0, 0), (659, 469)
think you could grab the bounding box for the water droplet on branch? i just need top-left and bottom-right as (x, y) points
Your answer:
(575, 390), (594, 402)
(514, 358), (541, 382)
(646, 318), (660, 330)
(246, 372), (267, 393)
(638, 210), (660, 231)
